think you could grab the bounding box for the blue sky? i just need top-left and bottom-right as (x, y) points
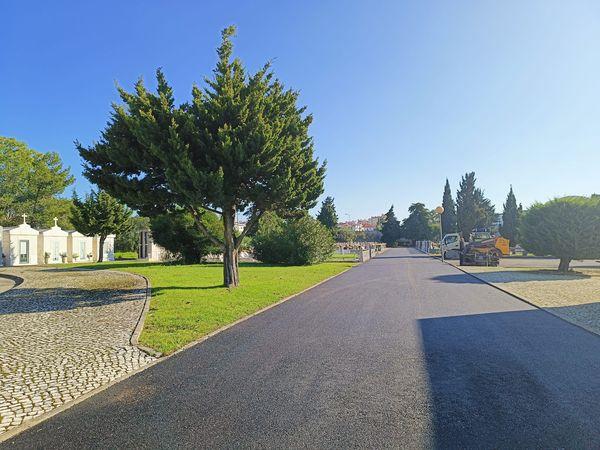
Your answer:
(2, 0), (599, 220)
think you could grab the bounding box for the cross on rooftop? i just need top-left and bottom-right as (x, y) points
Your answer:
(53, 217), (59, 227)
(22, 213), (28, 224)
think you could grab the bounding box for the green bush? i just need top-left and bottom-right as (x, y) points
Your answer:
(253, 213), (335, 265)
(150, 209), (223, 264)
(520, 195), (600, 272)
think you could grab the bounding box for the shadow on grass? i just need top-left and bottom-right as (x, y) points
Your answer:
(152, 285), (224, 295)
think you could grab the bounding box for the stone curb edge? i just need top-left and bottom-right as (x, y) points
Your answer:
(415, 248), (600, 340)
(0, 273), (24, 294)
(128, 273), (162, 358)
(0, 258), (365, 444)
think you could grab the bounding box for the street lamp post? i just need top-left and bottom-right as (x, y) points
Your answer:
(435, 206), (445, 262)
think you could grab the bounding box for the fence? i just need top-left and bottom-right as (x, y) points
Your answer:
(415, 240), (440, 255)
(333, 242), (387, 262)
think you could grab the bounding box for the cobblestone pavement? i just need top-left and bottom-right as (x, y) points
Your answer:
(0, 267), (156, 435)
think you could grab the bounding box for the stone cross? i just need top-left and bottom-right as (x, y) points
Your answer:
(22, 213), (28, 224)
(53, 217), (59, 227)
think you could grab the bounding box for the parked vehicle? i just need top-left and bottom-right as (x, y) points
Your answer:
(441, 231), (510, 266)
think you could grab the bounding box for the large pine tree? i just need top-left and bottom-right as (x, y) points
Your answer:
(500, 185), (519, 244)
(400, 203), (434, 241)
(381, 205), (401, 246)
(77, 27), (325, 286)
(441, 179), (457, 235)
(316, 196), (338, 230)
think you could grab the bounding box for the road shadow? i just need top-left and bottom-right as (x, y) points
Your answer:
(431, 270), (590, 284)
(0, 287), (143, 315)
(374, 255), (431, 259)
(418, 308), (600, 448)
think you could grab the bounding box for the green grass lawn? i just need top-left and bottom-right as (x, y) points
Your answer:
(114, 251), (139, 260)
(329, 252), (358, 261)
(77, 260), (355, 355)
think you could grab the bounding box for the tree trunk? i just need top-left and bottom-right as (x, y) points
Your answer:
(98, 236), (106, 263)
(558, 257), (571, 273)
(223, 208), (239, 287)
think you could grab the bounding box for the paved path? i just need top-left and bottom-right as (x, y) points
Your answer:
(0, 276), (15, 295)
(4, 249), (600, 448)
(0, 267), (155, 435)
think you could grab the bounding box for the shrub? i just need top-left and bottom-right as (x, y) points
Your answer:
(253, 213), (335, 265)
(520, 196), (600, 272)
(150, 209), (223, 264)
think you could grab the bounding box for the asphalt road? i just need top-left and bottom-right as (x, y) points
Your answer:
(4, 248), (600, 449)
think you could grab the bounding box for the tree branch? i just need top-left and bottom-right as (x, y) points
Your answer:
(202, 205), (223, 215)
(188, 206), (224, 249)
(234, 209), (263, 250)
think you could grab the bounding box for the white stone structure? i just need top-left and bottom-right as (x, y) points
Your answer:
(139, 230), (169, 262)
(1, 215), (40, 266)
(38, 218), (69, 264)
(93, 234), (115, 261)
(67, 231), (94, 263)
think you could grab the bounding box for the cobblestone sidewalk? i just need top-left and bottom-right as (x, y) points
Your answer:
(0, 267), (156, 435)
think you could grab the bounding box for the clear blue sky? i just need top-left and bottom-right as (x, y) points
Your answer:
(2, 0), (599, 220)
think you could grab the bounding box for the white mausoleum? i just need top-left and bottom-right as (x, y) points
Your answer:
(97, 235), (116, 262)
(1, 215), (40, 266)
(0, 215), (117, 266)
(67, 230), (94, 263)
(38, 218), (69, 264)
(139, 230), (169, 262)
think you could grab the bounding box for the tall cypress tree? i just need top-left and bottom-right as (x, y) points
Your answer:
(381, 205), (401, 246)
(77, 26), (325, 287)
(500, 185), (519, 244)
(456, 172), (478, 237)
(456, 172), (495, 238)
(441, 179), (457, 235)
(316, 196), (338, 230)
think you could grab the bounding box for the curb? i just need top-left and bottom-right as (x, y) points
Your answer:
(128, 273), (162, 358)
(0, 260), (359, 443)
(161, 262), (360, 360)
(417, 248), (600, 340)
(0, 273), (24, 296)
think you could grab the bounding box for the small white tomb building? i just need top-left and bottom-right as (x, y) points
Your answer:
(67, 231), (94, 263)
(1, 215), (40, 266)
(139, 230), (169, 262)
(93, 234), (116, 261)
(38, 217), (69, 264)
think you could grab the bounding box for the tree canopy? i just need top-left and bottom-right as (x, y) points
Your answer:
(150, 209), (222, 264)
(316, 196), (338, 230)
(0, 136), (74, 227)
(441, 179), (457, 235)
(520, 196), (600, 272)
(500, 185), (519, 245)
(253, 212), (334, 265)
(70, 191), (132, 262)
(456, 172), (495, 238)
(400, 203), (435, 242)
(381, 205), (401, 246)
(77, 26), (325, 286)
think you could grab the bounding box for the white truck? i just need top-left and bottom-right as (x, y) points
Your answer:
(441, 231), (510, 264)
(440, 233), (461, 259)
